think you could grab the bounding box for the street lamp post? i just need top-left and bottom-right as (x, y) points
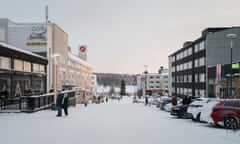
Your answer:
(143, 65), (148, 97)
(51, 53), (60, 109)
(227, 33), (237, 99)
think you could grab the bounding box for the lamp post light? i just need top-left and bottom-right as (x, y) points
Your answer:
(227, 33), (237, 99)
(143, 65), (148, 97)
(51, 53), (60, 108)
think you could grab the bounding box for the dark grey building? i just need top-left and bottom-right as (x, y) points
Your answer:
(169, 27), (240, 98)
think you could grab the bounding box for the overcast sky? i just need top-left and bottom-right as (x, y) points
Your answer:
(1, 0), (240, 74)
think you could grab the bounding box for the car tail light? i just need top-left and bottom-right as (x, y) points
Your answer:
(212, 107), (219, 112)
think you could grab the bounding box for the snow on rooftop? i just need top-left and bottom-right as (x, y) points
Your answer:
(68, 52), (91, 68)
(0, 42), (47, 60)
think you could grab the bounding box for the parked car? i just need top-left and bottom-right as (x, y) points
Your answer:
(149, 97), (160, 105)
(170, 104), (191, 118)
(187, 98), (218, 122)
(164, 99), (182, 112)
(170, 98), (202, 118)
(210, 99), (240, 129)
(200, 99), (221, 123)
(157, 96), (171, 109)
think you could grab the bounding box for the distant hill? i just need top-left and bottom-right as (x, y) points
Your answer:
(94, 73), (137, 87)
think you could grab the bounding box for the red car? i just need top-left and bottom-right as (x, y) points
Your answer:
(210, 99), (240, 129)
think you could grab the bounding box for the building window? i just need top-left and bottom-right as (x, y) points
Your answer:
(195, 89), (199, 97)
(0, 56), (11, 69)
(184, 62), (187, 70)
(188, 47), (192, 55)
(188, 88), (192, 96)
(199, 57), (205, 66)
(188, 61), (192, 68)
(195, 74), (199, 82)
(199, 89), (205, 97)
(23, 61), (31, 72)
(199, 73), (205, 82)
(188, 75), (192, 82)
(39, 65), (45, 73)
(184, 75), (187, 83)
(172, 56), (175, 62)
(194, 44), (199, 53)
(183, 50), (187, 57)
(14, 59), (23, 71)
(199, 41), (205, 51)
(194, 59), (199, 67)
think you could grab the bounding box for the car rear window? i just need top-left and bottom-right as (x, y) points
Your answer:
(223, 101), (240, 108)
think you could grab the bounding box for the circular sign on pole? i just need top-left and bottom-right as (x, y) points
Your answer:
(80, 46), (86, 53)
(141, 76), (145, 81)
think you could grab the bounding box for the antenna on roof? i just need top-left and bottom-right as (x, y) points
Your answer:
(45, 5), (48, 24)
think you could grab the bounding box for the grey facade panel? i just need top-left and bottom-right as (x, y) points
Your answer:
(206, 28), (240, 67)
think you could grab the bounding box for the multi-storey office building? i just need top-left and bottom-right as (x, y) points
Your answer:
(169, 27), (240, 98)
(0, 18), (93, 102)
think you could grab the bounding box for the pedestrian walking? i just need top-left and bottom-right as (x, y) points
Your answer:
(62, 93), (69, 116)
(105, 96), (108, 103)
(84, 101), (88, 107)
(145, 96), (148, 105)
(56, 90), (64, 117)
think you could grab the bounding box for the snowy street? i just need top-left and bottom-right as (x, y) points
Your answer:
(0, 97), (239, 144)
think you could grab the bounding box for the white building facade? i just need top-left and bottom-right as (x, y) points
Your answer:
(0, 18), (94, 103)
(137, 70), (169, 96)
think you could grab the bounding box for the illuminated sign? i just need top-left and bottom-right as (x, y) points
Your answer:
(232, 63), (240, 69)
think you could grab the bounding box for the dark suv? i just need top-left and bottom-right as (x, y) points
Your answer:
(211, 99), (240, 129)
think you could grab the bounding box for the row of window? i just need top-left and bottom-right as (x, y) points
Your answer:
(194, 57), (205, 67)
(172, 57), (205, 72)
(148, 76), (168, 79)
(59, 55), (91, 72)
(171, 41), (205, 62)
(175, 61), (192, 72)
(148, 81), (168, 84)
(149, 85), (160, 89)
(176, 48), (193, 61)
(172, 87), (205, 97)
(59, 69), (87, 81)
(173, 73), (205, 83)
(0, 56), (45, 73)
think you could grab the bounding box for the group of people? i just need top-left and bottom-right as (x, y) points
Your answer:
(56, 90), (69, 117)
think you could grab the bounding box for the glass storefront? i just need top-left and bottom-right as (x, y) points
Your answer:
(0, 76), (10, 99)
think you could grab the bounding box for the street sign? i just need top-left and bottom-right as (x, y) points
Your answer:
(141, 76), (145, 81)
(232, 63), (239, 69)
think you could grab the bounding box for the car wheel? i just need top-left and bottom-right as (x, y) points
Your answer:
(178, 111), (183, 118)
(191, 114), (196, 121)
(196, 112), (201, 122)
(224, 116), (239, 129)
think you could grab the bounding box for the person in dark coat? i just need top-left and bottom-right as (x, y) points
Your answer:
(56, 90), (64, 117)
(172, 96), (177, 106)
(62, 93), (69, 116)
(145, 96), (148, 105)
(182, 96), (191, 105)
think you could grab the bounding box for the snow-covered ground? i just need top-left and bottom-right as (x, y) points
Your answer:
(0, 97), (239, 144)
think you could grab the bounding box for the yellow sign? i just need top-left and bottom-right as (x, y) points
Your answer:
(26, 42), (47, 46)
